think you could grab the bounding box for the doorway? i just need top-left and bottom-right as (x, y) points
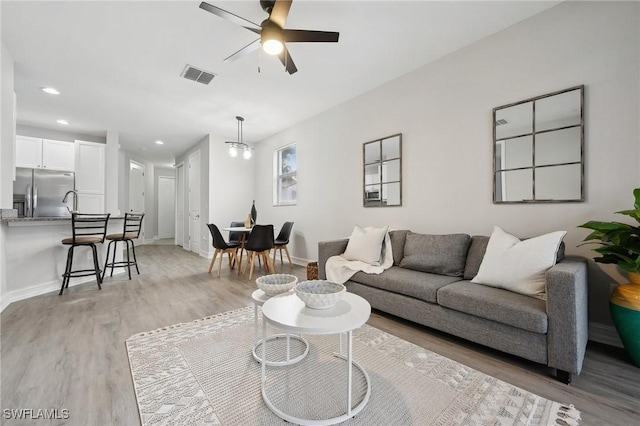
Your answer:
(188, 151), (201, 254)
(175, 162), (185, 247)
(158, 176), (175, 239)
(129, 161), (145, 242)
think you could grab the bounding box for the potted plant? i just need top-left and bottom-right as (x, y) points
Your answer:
(579, 188), (640, 366)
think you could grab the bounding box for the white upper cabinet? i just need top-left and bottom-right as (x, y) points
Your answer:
(15, 135), (43, 168)
(75, 140), (106, 195)
(41, 139), (75, 171)
(15, 136), (75, 171)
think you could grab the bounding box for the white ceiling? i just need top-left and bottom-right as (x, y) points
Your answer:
(2, 1), (560, 166)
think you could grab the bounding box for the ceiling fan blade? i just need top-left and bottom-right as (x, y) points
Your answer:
(223, 39), (261, 62)
(282, 29), (340, 43)
(199, 1), (261, 32)
(277, 46), (298, 74)
(269, 0), (292, 28)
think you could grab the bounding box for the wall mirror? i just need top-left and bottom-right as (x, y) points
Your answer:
(493, 85), (584, 203)
(363, 134), (402, 207)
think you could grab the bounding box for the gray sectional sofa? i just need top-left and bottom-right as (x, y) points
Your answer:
(318, 230), (589, 383)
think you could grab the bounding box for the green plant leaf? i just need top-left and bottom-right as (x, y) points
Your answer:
(578, 221), (632, 232)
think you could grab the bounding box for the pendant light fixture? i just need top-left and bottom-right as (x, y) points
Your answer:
(225, 116), (252, 160)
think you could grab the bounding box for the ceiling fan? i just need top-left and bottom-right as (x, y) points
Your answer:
(199, 0), (339, 74)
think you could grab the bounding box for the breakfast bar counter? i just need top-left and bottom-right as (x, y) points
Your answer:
(1, 216), (125, 309)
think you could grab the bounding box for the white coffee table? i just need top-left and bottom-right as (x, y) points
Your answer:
(260, 291), (372, 425)
(251, 289), (309, 366)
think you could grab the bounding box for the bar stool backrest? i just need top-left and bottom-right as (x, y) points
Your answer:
(72, 213), (110, 243)
(122, 212), (145, 239)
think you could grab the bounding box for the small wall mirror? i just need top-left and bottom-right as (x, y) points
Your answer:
(493, 86), (584, 203)
(363, 134), (402, 207)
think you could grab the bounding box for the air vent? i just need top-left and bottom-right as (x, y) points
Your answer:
(181, 65), (216, 85)
(495, 119), (508, 126)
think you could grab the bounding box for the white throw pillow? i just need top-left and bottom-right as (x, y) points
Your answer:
(343, 225), (389, 266)
(471, 226), (566, 298)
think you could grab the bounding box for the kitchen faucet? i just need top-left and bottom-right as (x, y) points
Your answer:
(62, 190), (78, 214)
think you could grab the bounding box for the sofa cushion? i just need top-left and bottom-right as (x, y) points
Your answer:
(343, 225), (388, 265)
(463, 235), (490, 280)
(471, 226), (566, 299)
(437, 281), (548, 334)
(464, 235), (566, 281)
(399, 233), (471, 277)
(389, 230), (409, 266)
(351, 266), (461, 303)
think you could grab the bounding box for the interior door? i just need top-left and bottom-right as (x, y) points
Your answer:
(175, 163), (184, 247)
(129, 161), (145, 243)
(158, 176), (175, 239)
(188, 151), (201, 254)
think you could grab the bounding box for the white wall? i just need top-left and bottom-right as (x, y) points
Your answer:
(1, 42), (15, 308)
(1, 42), (15, 208)
(254, 2), (639, 334)
(208, 134), (255, 245)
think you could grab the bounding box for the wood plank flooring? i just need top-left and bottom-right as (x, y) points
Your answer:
(1, 244), (638, 425)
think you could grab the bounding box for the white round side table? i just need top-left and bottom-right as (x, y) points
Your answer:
(260, 291), (372, 425)
(251, 289), (309, 366)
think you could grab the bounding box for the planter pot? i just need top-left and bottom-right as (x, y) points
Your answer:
(610, 272), (640, 367)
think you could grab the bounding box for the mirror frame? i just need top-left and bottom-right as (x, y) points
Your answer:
(363, 133), (402, 207)
(492, 85), (585, 204)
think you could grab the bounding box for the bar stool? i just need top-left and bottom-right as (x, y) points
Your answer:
(60, 213), (110, 295)
(103, 212), (145, 280)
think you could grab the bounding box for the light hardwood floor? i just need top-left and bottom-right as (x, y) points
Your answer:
(1, 244), (638, 425)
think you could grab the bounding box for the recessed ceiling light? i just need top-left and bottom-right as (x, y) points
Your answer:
(56, 119), (69, 125)
(155, 140), (164, 145)
(42, 87), (60, 95)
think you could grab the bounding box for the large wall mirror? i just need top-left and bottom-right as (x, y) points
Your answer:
(493, 85), (584, 203)
(363, 134), (402, 207)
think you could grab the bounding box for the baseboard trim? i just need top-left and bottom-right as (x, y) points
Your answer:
(589, 322), (623, 348)
(291, 256), (313, 267)
(1, 268), (128, 312)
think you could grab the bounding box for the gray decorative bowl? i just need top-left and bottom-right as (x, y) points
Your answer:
(255, 274), (298, 296)
(294, 280), (346, 310)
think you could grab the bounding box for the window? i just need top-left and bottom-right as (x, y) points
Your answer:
(274, 144), (297, 206)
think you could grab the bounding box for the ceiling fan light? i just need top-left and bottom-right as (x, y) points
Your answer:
(229, 145), (238, 157)
(243, 147), (252, 160)
(263, 39), (283, 55)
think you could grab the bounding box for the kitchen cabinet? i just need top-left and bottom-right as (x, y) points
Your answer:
(77, 193), (105, 214)
(75, 140), (106, 213)
(15, 136), (75, 171)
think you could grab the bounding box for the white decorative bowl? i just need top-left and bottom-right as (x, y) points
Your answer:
(294, 280), (346, 310)
(255, 274), (298, 296)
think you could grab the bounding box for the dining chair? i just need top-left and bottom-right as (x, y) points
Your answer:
(207, 223), (241, 277)
(273, 221), (294, 267)
(228, 220), (249, 266)
(103, 212), (144, 280)
(241, 224), (275, 280)
(60, 213), (110, 295)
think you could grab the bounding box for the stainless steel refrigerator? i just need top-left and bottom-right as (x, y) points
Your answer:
(13, 168), (75, 218)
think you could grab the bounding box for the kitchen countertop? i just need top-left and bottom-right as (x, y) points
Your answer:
(2, 216), (125, 225)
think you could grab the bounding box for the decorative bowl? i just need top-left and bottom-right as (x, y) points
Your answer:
(255, 274), (298, 296)
(294, 280), (346, 310)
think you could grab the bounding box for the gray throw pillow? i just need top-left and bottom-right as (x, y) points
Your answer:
(400, 232), (471, 277)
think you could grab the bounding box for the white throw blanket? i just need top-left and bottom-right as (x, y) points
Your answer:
(325, 232), (393, 284)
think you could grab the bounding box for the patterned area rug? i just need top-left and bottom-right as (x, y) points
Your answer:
(126, 307), (581, 425)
